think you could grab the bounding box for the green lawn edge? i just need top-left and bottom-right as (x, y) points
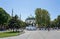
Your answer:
(0, 31), (20, 38)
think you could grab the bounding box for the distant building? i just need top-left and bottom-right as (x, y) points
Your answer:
(25, 16), (35, 26)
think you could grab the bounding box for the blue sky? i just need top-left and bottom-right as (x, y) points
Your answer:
(0, 0), (60, 21)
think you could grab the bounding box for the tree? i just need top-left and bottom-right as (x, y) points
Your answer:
(35, 8), (50, 28)
(0, 7), (10, 30)
(57, 15), (60, 28)
(53, 19), (58, 27)
(20, 21), (26, 28)
(8, 14), (27, 32)
(8, 15), (20, 32)
(50, 20), (57, 28)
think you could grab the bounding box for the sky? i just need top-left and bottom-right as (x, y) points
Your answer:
(0, 0), (60, 21)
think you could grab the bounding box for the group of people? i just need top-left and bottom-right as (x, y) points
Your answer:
(39, 27), (59, 31)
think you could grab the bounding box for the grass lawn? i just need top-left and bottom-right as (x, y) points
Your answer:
(0, 31), (20, 38)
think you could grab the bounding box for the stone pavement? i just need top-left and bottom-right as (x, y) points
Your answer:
(0, 30), (60, 39)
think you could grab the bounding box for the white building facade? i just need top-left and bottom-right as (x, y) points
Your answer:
(25, 16), (35, 26)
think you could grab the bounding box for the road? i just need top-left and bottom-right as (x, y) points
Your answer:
(0, 30), (60, 39)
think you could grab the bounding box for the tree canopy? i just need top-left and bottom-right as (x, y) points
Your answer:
(35, 8), (50, 27)
(0, 7), (10, 25)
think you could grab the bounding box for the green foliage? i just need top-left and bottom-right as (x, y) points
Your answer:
(8, 15), (26, 32)
(57, 15), (60, 23)
(50, 15), (60, 28)
(57, 15), (60, 28)
(35, 8), (50, 27)
(20, 21), (26, 28)
(0, 7), (11, 30)
(8, 15), (20, 31)
(0, 7), (10, 25)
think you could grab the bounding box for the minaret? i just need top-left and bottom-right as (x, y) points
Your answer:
(20, 14), (21, 20)
(12, 9), (13, 17)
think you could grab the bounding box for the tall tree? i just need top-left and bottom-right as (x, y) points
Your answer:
(57, 15), (60, 28)
(50, 19), (58, 28)
(35, 8), (50, 27)
(0, 7), (10, 30)
(9, 15), (19, 32)
(35, 8), (42, 27)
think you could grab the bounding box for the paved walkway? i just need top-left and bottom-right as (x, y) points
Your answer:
(0, 30), (60, 39)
